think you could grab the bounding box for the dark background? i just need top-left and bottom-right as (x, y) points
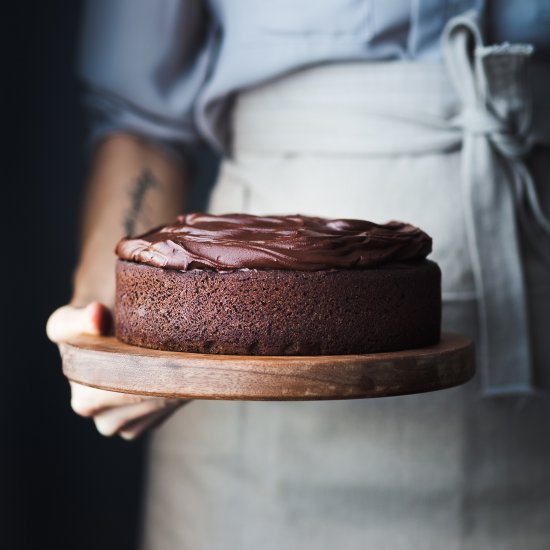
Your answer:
(3, 2), (216, 549)
(3, 2), (145, 550)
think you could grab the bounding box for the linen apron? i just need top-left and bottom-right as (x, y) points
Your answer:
(142, 14), (550, 550)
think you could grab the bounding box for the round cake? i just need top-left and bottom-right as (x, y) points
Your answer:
(114, 213), (441, 355)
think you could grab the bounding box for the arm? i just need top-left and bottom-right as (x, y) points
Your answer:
(47, 134), (189, 439)
(73, 133), (187, 307)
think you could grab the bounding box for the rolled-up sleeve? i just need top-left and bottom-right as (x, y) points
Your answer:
(78, 0), (213, 156)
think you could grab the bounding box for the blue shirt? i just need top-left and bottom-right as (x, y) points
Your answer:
(78, 0), (549, 154)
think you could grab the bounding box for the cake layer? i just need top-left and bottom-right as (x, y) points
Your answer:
(115, 259), (441, 356)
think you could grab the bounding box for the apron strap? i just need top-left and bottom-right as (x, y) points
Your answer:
(443, 10), (550, 395)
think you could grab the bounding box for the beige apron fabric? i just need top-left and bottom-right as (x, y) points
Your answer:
(142, 32), (550, 550)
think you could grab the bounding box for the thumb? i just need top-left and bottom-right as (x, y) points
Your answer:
(46, 302), (112, 343)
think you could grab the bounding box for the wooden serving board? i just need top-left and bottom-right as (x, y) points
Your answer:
(60, 333), (474, 401)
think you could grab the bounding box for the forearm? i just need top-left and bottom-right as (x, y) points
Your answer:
(72, 134), (188, 307)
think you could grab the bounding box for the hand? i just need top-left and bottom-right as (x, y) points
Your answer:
(47, 302), (185, 440)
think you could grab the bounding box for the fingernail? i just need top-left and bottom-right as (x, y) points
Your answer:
(120, 430), (138, 441)
(88, 302), (112, 335)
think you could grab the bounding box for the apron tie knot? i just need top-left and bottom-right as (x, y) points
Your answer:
(452, 106), (532, 158)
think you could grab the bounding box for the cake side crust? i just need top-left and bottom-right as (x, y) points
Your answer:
(115, 260), (441, 356)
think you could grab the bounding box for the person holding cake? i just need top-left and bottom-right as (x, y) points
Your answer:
(47, 1), (550, 549)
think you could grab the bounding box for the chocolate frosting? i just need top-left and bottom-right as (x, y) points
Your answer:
(115, 213), (432, 271)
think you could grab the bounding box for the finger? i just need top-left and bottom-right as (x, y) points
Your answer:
(46, 302), (111, 343)
(93, 398), (181, 437)
(120, 400), (187, 440)
(70, 382), (150, 417)
(119, 408), (176, 441)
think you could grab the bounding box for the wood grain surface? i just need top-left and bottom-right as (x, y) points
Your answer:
(60, 333), (475, 401)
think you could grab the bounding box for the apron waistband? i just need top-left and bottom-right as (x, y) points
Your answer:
(234, 62), (460, 156)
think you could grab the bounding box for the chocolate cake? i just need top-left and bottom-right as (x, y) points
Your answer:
(114, 214), (441, 355)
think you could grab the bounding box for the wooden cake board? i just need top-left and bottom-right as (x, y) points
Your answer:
(60, 333), (475, 401)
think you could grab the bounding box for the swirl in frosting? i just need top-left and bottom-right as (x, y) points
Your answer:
(115, 213), (432, 271)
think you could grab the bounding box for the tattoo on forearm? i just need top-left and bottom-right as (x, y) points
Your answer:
(124, 169), (159, 236)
